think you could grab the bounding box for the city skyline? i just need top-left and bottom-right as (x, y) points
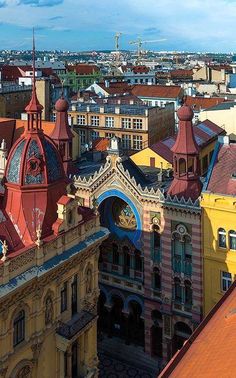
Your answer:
(0, 0), (236, 52)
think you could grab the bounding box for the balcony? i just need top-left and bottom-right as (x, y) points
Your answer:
(56, 310), (96, 340)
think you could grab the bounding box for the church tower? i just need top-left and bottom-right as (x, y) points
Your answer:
(168, 103), (202, 201)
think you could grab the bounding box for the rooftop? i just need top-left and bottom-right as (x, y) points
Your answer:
(150, 119), (225, 163)
(205, 139), (236, 195)
(185, 95), (226, 112)
(131, 84), (183, 99)
(70, 102), (153, 116)
(159, 281), (236, 378)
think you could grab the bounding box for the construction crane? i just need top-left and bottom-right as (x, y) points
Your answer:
(129, 37), (166, 59)
(115, 32), (122, 51)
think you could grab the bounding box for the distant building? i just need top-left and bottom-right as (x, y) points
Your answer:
(0, 84), (31, 118)
(201, 135), (236, 315)
(120, 65), (156, 85)
(199, 101), (236, 135)
(59, 64), (103, 93)
(86, 81), (131, 98)
(66, 102), (175, 154)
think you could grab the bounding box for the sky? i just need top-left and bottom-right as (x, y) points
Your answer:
(0, 0), (236, 52)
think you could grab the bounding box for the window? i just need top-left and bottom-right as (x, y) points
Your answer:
(77, 115), (86, 125)
(184, 280), (192, 305)
(79, 130), (86, 144)
(122, 118), (132, 129)
(71, 276), (77, 315)
(61, 282), (67, 313)
(13, 310), (25, 346)
(121, 134), (131, 150)
(229, 230), (236, 250)
(112, 243), (119, 265)
(135, 251), (142, 271)
(105, 132), (115, 139)
(153, 267), (161, 290)
(133, 118), (143, 130)
(52, 113), (56, 122)
(91, 131), (99, 140)
(133, 135), (143, 150)
(221, 271), (232, 292)
(105, 117), (114, 128)
(153, 225), (160, 250)
(174, 277), (182, 302)
(91, 115), (99, 126)
(218, 228), (226, 248)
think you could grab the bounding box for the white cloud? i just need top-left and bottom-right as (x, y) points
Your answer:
(1, 0), (236, 51)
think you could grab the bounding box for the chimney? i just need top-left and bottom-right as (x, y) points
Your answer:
(105, 80), (110, 88)
(115, 106), (120, 114)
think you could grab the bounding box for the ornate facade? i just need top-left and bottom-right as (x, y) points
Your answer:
(73, 105), (203, 368)
(0, 45), (109, 378)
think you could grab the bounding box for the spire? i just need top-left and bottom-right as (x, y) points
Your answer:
(25, 28), (43, 132)
(167, 102), (202, 201)
(50, 93), (74, 175)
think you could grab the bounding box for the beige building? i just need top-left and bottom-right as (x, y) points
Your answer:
(67, 102), (175, 154)
(0, 85), (31, 118)
(199, 102), (236, 135)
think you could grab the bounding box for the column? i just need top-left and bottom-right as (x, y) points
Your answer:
(66, 345), (72, 378)
(105, 305), (112, 338)
(123, 312), (130, 345)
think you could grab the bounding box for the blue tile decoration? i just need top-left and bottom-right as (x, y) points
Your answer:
(7, 140), (26, 183)
(25, 139), (44, 185)
(43, 139), (63, 182)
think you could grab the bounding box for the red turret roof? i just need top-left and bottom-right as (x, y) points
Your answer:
(50, 96), (73, 140)
(171, 105), (199, 155)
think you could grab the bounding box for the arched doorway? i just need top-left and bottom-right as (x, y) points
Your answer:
(128, 301), (144, 346)
(172, 322), (192, 355)
(110, 295), (124, 338)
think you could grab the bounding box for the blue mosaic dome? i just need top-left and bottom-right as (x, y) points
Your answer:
(6, 134), (65, 185)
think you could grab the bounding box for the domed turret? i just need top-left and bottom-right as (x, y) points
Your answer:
(4, 38), (67, 246)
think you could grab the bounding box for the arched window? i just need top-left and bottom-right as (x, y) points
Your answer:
(135, 250), (142, 271)
(174, 277), (182, 303)
(184, 280), (192, 306)
(179, 158), (186, 176)
(112, 243), (119, 265)
(153, 225), (160, 250)
(218, 228), (226, 248)
(13, 310), (25, 347)
(229, 230), (236, 250)
(153, 267), (161, 290)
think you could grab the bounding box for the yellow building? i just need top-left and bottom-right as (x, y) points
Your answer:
(66, 102), (175, 154)
(131, 119), (225, 175)
(199, 101), (236, 136)
(201, 135), (236, 315)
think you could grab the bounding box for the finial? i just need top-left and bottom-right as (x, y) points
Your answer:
(32, 27), (36, 90)
(1, 139), (6, 150)
(1, 240), (8, 262)
(35, 225), (43, 247)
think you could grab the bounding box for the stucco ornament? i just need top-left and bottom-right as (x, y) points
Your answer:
(16, 366), (31, 378)
(86, 268), (92, 294)
(45, 296), (54, 325)
(26, 154), (43, 177)
(1, 240), (8, 262)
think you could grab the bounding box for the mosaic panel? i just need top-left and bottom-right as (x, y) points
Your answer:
(7, 140), (26, 183)
(43, 139), (63, 182)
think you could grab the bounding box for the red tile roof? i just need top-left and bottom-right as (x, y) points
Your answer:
(67, 64), (100, 75)
(0, 65), (23, 82)
(185, 96), (226, 111)
(207, 142), (236, 195)
(99, 81), (131, 95)
(131, 84), (183, 98)
(92, 137), (110, 151)
(150, 120), (225, 162)
(170, 69), (193, 79)
(158, 281), (236, 378)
